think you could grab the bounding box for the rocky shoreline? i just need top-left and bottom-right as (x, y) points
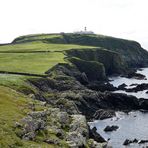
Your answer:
(7, 33), (148, 147)
(14, 62), (148, 147)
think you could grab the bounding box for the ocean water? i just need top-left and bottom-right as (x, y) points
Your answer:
(109, 68), (148, 99)
(89, 111), (148, 148)
(89, 68), (148, 148)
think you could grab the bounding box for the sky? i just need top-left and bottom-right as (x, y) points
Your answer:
(0, 0), (148, 49)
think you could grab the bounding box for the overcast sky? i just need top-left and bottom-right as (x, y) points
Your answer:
(0, 0), (148, 49)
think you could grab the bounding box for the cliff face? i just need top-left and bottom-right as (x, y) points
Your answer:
(62, 34), (148, 68)
(13, 33), (148, 70)
(66, 48), (126, 76)
(1, 33), (148, 147)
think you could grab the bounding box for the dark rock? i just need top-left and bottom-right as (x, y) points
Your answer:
(138, 140), (148, 144)
(89, 127), (106, 143)
(118, 83), (127, 90)
(138, 68), (143, 71)
(56, 130), (65, 139)
(68, 57), (106, 81)
(130, 83), (138, 87)
(87, 81), (117, 92)
(123, 139), (133, 145)
(78, 72), (89, 85)
(98, 92), (140, 111)
(133, 138), (138, 143)
(139, 98), (148, 110)
(139, 109), (148, 113)
(123, 138), (138, 145)
(93, 109), (115, 120)
(127, 72), (146, 80)
(126, 83), (148, 92)
(104, 125), (119, 132)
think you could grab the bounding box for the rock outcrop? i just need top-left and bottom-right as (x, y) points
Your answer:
(104, 125), (119, 132)
(10, 33), (148, 147)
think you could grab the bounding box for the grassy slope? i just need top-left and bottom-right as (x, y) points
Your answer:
(0, 41), (94, 53)
(0, 39), (97, 147)
(0, 52), (65, 74)
(0, 41), (94, 74)
(0, 86), (52, 147)
(1, 33), (146, 147)
(14, 33), (148, 68)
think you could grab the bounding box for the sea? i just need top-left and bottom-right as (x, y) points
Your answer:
(89, 68), (148, 148)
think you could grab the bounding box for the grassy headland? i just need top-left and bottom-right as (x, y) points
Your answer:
(0, 33), (148, 147)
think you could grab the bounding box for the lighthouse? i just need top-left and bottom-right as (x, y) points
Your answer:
(74, 27), (94, 34)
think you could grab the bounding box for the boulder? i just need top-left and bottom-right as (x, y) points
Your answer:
(127, 72), (146, 80)
(118, 83), (127, 90)
(56, 111), (70, 127)
(123, 138), (138, 145)
(66, 132), (86, 148)
(104, 125), (119, 132)
(66, 114), (89, 147)
(126, 83), (148, 92)
(138, 139), (148, 144)
(139, 98), (148, 110)
(70, 115), (88, 138)
(123, 139), (133, 145)
(88, 139), (108, 148)
(87, 81), (117, 92)
(56, 98), (80, 114)
(89, 127), (106, 143)
(139, 109), (148, 113)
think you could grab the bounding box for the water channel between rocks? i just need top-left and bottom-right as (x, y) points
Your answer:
(89, 111), (148, 148)
(110, 68), (148, 99)
(89, 68), (148, 148)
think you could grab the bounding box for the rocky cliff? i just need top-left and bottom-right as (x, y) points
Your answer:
(1, 33), (148, 147)
(13, 33), (148, 76)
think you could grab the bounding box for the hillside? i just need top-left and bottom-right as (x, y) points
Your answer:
(0, 33), (148, 147)
(13, 33), (148, 68)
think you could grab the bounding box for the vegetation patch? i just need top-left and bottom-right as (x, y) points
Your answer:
(0, 52), (65, 74)
(0, 86), (32, 147)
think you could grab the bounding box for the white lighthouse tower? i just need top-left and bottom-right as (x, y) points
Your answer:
(74, 27), (94, 34)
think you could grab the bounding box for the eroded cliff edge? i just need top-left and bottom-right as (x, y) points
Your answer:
(1, 33), (148, 147)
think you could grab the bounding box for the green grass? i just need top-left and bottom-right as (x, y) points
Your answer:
(0, 74), (38, 93)
(13, 34), (63, 43)
(0, 41), (95, 75)
(0, 41), (95, 53)
(0, 86), (32, 147)
(0, 33), (144, 147)
(0, 52), (66, 74)
(0, 40), (96, 99)
(0, 85), (61, 147)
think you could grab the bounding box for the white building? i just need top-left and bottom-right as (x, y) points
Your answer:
(74, 27), (94, 34)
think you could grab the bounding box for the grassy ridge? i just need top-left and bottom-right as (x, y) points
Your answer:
(0, 52), (65, 74)
(0, 33), (147, 147)
(0, 41), (94, 53)
(13, 33), (148, 68)
(0, 86), (32, 147)
(0, 85), (58, 147)
(0, 41), (95, 75)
